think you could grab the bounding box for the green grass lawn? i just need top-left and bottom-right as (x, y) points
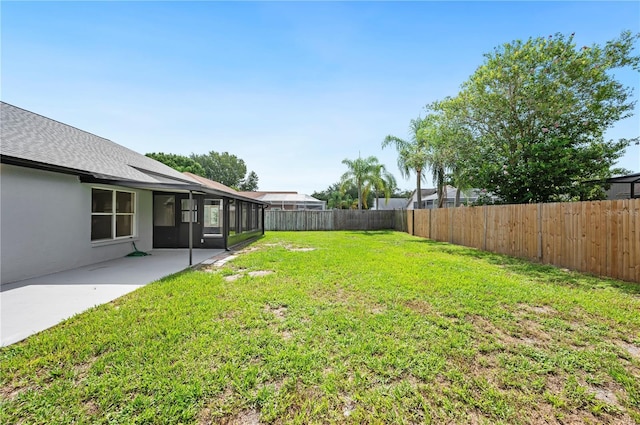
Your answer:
(2, 231), (639, 424)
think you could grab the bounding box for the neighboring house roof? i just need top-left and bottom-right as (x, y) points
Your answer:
(258, 193), (324, 204)
(239, 191), (319, 203)
(373, 198), (408, 210)
(240, 191), (325, 207)
(406, 188), (438, 208)
(1, 102), (196, 186)
(418, 188), (438, 198)
(239, 191), (298, 198)
(422, 186), (485, 202)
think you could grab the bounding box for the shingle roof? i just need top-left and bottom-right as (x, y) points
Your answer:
(182, 172), (238, 195)
(1, 102), (197, 185)
(182, 172), (265, 204)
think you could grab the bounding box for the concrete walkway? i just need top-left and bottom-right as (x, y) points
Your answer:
(0, 249), (224, 346)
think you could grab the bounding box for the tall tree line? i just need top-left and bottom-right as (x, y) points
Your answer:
(386, 31), (639, 207)
(146, 151), (259, 191)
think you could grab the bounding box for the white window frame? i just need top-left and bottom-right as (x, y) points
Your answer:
(91, 187), (137, 242)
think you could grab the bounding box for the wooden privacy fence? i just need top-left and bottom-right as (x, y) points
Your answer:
(265, 210), (407, 232)
(407, 199), (640, 283)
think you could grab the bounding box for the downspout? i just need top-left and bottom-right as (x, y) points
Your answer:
(262, 205), (265, 235)
(188, 190), (193, 266)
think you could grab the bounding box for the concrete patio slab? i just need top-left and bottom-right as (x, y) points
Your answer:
(0, 249), (224, 346)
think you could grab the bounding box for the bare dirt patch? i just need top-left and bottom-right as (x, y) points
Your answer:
(261, 377), (286, 392)
(471, 315), (522, 346)
(471, 314), (552, 348)
(248, 270), (273, 277)
(84, 400), (100, 416)
(238, 246), (261, 254)
(263, 305), (291, 339)
(223, 408), (261, 425)
(516, 303), (556, 316)
(618, 342), (640, 360)
(369, 304), (386, 315)
(0, 383), (26, 401)
(264, 305), (287, 320)
(342, 396), (356, 417)
(224, 274), (242, 282)
(519, 319), (552, 344)
(262, 242), (316, 252)
(197, 407), (213, 425)
(405, 299), (435, 315)
(591, 385), (620, 406)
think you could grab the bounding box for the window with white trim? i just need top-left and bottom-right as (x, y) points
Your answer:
(91, 188), (136, 241)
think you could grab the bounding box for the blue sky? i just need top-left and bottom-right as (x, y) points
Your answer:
(2, 1), (639, 195)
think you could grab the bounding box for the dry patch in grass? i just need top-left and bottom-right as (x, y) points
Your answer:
(341, 396), (356, 417)
(0, 382), (25, 401)
(619, 341), (640, 360)
(223, 408), (261, 425)
(83, 400), (100, 416)
(264, 305), (291, 340)
(248, 270), (273, 277)
(264, 242), (316, 252)
(223, 270), (273, 282)
(369, 304), (387, 314)
(264, 305), (287, 320)
(404, 299), (434, 314)
(200, 407), (261, 425)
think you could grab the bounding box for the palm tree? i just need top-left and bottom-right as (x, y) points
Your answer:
(382, 117), (430, 209)
(424, 99), (476, 207)
(340, 156), (383, 210)
(418, 122), (448, 208)
(328, 190), (353, 209)
(370, 164), (397, 210)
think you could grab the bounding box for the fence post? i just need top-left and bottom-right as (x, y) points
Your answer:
(429, 208), (432, 240)
(537, 203), (543, 261)
(412, 210), (415, 236)
(483, 205), (488, 251)
(450, 207), (454, 243)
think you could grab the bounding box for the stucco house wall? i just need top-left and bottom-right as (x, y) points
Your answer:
(0, 164), (153, 284)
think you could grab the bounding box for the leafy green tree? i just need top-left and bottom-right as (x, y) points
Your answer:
(340, 156), (385, 209)
(191, 151), (258, 190)
(145, 152), (206, 176)
(382, 117), (431, 209)
(423, 100), (477, 206)
(238, 171), (259, 191)
(455, 31), (639, 203)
